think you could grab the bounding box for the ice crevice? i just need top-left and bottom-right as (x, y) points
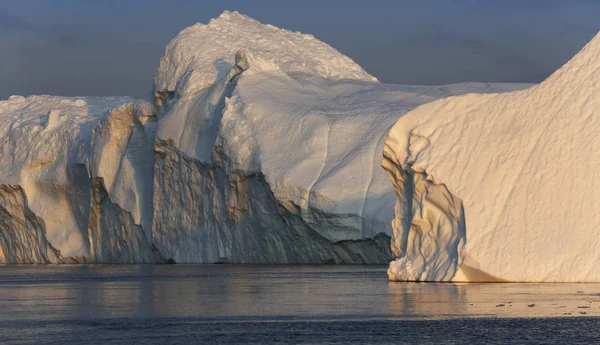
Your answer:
(382, 147), (466, 281)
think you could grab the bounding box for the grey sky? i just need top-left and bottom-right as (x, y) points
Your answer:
(0, 0), (598, 99)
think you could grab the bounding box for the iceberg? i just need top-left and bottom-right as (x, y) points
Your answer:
(384, 31), (600, 282)
(0, 11), (527, 264)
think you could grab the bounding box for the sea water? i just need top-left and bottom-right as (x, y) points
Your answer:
(1, 265), (599, 344)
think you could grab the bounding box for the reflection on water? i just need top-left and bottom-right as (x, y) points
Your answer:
(1, 265), (600, 322)
(2, 265), (600, 344)
(387, 282), (467, 317)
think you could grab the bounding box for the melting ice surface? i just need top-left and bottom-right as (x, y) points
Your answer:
(1, 265), (600, 344)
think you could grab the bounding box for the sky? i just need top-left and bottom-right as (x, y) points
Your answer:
(0, 0), (599, 99)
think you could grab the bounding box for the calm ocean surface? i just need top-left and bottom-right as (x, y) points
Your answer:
(0, 265), (599, 344)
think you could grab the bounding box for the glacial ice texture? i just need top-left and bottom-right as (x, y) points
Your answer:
(384, 31), (600, 282)
(0, 11), (528, 264)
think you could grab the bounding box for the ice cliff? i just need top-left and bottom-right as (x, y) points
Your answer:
(384, 31), (600, 282)
(0, 11), (526, 264)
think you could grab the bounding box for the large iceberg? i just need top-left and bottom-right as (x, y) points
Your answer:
(0, 11), (526, 264)
(384, 31), (600, 282)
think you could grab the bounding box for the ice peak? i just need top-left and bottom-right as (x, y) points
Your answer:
(154, 12), (377, 97)
(540, 31), (600, 89)
(211, 10), (257, 24)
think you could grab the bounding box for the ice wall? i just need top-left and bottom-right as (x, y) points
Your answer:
(0, 185), (61, 263)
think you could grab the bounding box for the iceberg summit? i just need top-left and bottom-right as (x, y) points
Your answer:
(384, 31), (600, 282)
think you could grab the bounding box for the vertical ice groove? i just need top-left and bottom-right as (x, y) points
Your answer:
(86, 177), (156, 263)
(382, 149), (465, 282)
(301, 119), (332, 232)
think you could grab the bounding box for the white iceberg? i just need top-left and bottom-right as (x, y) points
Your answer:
(384, 31), (600, 282)
(0, 11), (526, 264)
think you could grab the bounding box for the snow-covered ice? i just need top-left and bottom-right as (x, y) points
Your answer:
(384, 31), (600, 282)
(150, 11), (527, 263)
(0, 11), (527, 264)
